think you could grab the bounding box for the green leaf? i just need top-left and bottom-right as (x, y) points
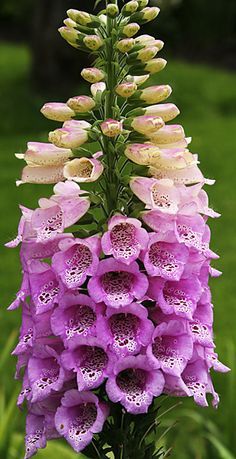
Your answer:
(205, 434), (235, 459)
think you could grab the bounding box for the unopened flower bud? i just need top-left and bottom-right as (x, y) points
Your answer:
(81, 67), (105, 83)
(67, 9), (101, 28)
(135, 34), (155, 45)
(106, 4), (119, 17)
(91, 82), (106, 98)
(128, 46), (158, 64)
(122, 23), (140, 38)
(122, 1), (139, 16)
(67, 95), (95, 113)
(130, 6), (160, 24)
(145, 58), (167, 74)
(149, 125), (185, 144)
(125, 143), (161, 166)
(101, 119), (123, 137)
(63, 18), (77, 28)
(117, 38), (135, 53)
(40, 103), (75, 122)
(140, 85), (172, 104)
(58, 26), (80, 44)
(49, 128), (88, 149)
(128, 115), (164, 135)
(63, 120), (91, 130)
(116, 82), (137, 98)
(83, 35), (104, 51)
(144, 103), (180, 121)
(64, 157), (104, 182)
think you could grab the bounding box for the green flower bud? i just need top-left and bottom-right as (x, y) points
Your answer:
(81, 67), (105, 83)
(130, 6), (160, 24)
(145, 58), (167, 74)
(117, 38), (135, 53)
(127, 46), (158, 64)
(67, 9), (101, 28)
(122, 1), (139, 16)
(83, 35), (104, 51)
(122, 23), (140, 38)
(106, 4), (119, 18)
(58, 26), (80, 44)
(63, 18), (77, 28)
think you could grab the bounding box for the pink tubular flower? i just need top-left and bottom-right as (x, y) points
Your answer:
(52, 236), (100, 290)
(101, 214), (149, 265)
(61, 336), (112, 390)
(67, 95), (95, 113)
(40, 103), (75, 122)
(51, 292), (100, 348)
(149, 276), (202, 319)
(19, 142), (72, 166)
(87, 258), (149, 308)
(30, 181), (90, 242)
(147, 320), (193, 376)
(130, 177), (181, 214)
(55, 390), (109, 453)
(106, 355), (164, 414)
(98, 303), (154, 357)
(28, 261), (60, 315)
(63, 156), (104, 182)
(17, 165), (65, 186)
(27, 344), (66, 402)
(100, 119), (123, 137)
(143, 233), (189, 280)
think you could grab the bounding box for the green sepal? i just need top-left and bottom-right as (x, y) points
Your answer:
(126, 107), (145, 117)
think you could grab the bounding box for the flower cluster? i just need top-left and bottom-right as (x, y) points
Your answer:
(7, 1), (229, 458)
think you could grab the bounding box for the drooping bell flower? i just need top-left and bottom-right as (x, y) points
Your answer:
(27, 343), (66, 402)
(106, 355), (164, 414)
(88, 258), (148, 308)
(61, 337), (112, 390)
(142, 234), (189, 280)
(51, 292), (101, 349)
(101, 214), (149, 265)
(51, 236), (100, 290)
(28, 261), (60, 315)
(55, 390), (109, 453)
(17, 165), (65, 186)
(147, 320), (193, 376)
(30, 181), (90, 242)
(149, 276), (202, 320)
(98, 302), (154, 357)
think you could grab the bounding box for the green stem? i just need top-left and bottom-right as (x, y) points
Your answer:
(103, 0), (119, 215)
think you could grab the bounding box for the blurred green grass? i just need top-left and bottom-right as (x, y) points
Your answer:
(0, 42), (236, 458)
